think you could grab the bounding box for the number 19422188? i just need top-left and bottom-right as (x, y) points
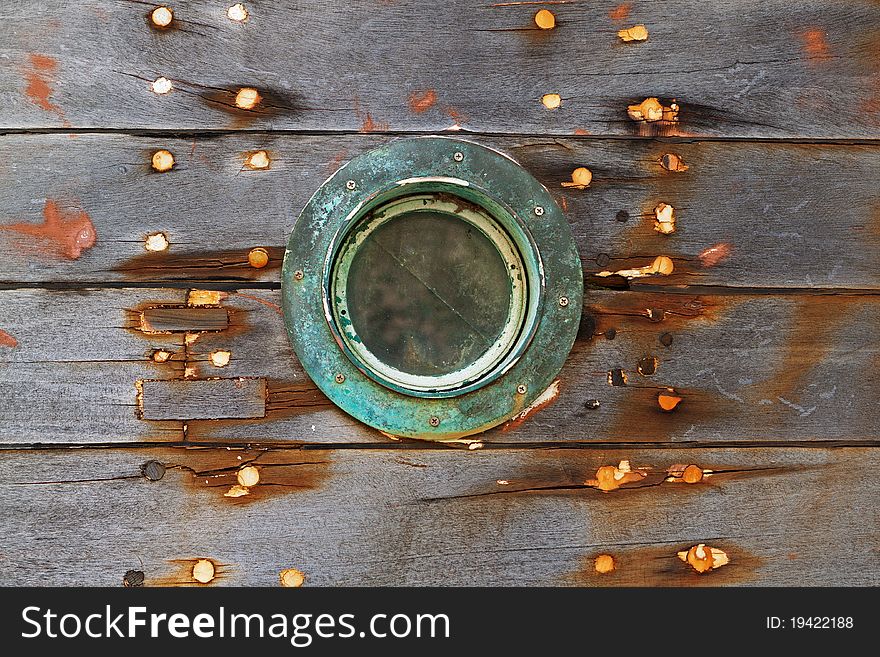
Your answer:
(766, 617), (854, 629)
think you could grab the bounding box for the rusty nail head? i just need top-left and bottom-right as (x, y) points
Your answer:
(534, 206), (545, 216)
(429, 416), (440, 427)
(335, 373), (346, 384)
(558, 296), (570, 307)
(453, 152), (464, 162)
(346, 180), (357, 190)
(516, 384), (527, 394)
(293, 269), (305, 281)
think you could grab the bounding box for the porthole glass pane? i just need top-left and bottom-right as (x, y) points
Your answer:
(330, 191), (529, 394)
(345, 209), (512, 377)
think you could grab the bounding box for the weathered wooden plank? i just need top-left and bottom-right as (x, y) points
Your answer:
(0, 445), (876, 586)
(139, 378), (266, 420)
(2, 1), (880, 138)
(2, 287), (879, 444)
(141, 306), (228, 333)
(1, 134), (879, 288)
(0, 288), (185, 443)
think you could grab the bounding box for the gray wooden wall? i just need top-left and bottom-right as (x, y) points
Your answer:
(0, 0), (878, 586)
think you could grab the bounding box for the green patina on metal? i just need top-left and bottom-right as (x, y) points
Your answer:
(281, 137), (583, 440)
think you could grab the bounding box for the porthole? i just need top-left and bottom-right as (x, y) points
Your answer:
(282, 137), (582, 440)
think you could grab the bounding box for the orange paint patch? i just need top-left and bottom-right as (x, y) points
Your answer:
(801, 29), (830, 62)
(698, 243), (732, 267)
(24, 54), (64, 119)
(0, 329), (17, 348)
(1, 200), (96, 259)
(443, 106), (467, 128)
(573, 128), (590, 135)
(409, 89), (437, 113)
(608, 3), (630, 21)
(360, 113), (388, 132)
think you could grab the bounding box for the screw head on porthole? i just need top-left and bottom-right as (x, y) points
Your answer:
(282, 137), (582, 440)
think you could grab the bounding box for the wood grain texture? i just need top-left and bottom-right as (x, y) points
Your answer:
(2, 1), (880, 138)
(141, 306), (228, 333)
(3, 287), (879, 445)
(1, 134), (880, 288)
(139, 378), (267, 420)
(0, 288), (184, 444)
(0, 445), (875, 586)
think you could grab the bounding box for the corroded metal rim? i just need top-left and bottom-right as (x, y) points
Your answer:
(282, 137), (583, 440)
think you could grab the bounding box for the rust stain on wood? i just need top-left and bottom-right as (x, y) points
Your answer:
(583, 292), (740, 337)
(603, 386), (727, 443)
(1, 200), (96, 260)
(265, 380), (335, 417)
(170, 447), (333, 505)
(194, 83), (298, 127)
(569, 543), (762, 586)
(144, 557), (229, 587)
(745, 296), (864, 414)
(114, 246), (284, 281)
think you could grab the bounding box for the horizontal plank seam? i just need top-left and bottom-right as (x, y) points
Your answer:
(2, 128), (880, 146)
(4, 281), (880, 296)
(0, 440), (879, 451)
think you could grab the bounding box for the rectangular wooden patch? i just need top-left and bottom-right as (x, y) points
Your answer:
(141, 307), (229, 333)
(140, 378), (267, 420)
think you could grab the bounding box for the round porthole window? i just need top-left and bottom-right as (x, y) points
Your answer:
(282, 137), (582, 440)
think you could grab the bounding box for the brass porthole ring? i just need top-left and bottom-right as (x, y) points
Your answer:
(282, 137), (583, 440)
